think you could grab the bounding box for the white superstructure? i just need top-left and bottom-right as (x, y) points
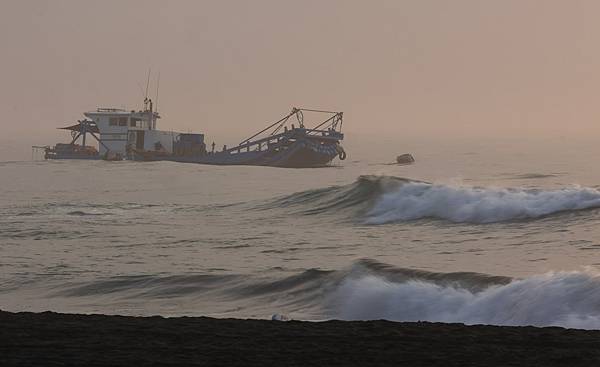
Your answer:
(83, 99), (178, 157)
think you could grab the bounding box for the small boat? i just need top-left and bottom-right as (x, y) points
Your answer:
(43, 143), (100, 160)
(34, 120), (103, 160)
(396, 153), (415, 165)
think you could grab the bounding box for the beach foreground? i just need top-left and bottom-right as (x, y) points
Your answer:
(1, 311), (600, 366)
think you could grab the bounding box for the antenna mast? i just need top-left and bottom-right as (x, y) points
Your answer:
(144, 68), (151, 100)
(155, 72), (160, 114)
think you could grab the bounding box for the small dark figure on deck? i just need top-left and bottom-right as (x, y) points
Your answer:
(223, 145), (227, 152)
(211, 141), (215, 153)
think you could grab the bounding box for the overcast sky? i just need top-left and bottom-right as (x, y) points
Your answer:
(1, 0), (600, 159)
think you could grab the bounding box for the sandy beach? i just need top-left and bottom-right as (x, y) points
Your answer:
(2, 310), (600, 366)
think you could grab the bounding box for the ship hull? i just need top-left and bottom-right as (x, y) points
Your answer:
(133, 139), (341, 168)
(44, 143), (101, 160)
(45, 153), (100, 160)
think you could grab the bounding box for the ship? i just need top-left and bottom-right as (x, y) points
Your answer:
(36, 99), (346, 168)
(131, 108), (346, 168)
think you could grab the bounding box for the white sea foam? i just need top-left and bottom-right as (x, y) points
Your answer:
(365, 182), (600, 224)
(331, 270), (600, 329)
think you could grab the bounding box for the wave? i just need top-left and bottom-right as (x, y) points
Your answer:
(50, 259), (507, 299)
(264, 175), (421, 216)
(38, 259), (600, 329)
(3, 202), (162, 217)
(330, 264), (600, 330)
(67, 211), (107, 216)
(48, 268), (338, 319)
(366, 181), (600, 224)
(509, 173), (560, 180)
(267, 175), (600, 224)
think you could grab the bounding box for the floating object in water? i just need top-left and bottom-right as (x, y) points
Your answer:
(271, 314), (291, 321)
(396, 153), (415, 165)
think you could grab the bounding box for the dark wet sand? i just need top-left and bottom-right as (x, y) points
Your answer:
(2, 310), (600, 366)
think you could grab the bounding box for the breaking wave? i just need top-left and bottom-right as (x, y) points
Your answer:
(365, 181), (600, 224)
(38, 259), (600, 329)
(331, 263), (600, 329)
(261, 175), (414, 215)
(268, 175), (600, 224)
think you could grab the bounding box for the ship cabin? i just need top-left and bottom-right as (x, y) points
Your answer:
(83, 99), (179, 158)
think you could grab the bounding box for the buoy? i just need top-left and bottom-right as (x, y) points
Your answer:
(396, 153), (415, 165)
(336, 144), (347, 160)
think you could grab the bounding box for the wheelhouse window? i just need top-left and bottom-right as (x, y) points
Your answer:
(109, 117), (118, 126)
(130, 117), (141, 127)
(118, 117), (128, 126)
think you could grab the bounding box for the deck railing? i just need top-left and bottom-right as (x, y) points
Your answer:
(223, 128), (342, 155)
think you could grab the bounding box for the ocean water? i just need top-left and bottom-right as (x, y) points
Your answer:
(2, 137), (600, 329)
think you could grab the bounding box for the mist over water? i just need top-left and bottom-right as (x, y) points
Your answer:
(3, 138), (600, 328)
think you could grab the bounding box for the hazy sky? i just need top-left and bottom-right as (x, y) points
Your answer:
(2, 0), (600, 160)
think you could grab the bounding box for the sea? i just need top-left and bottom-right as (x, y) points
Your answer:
(3, 136), (600, 329)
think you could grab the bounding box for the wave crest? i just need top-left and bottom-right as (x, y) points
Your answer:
(330, 267), (600, 329)
(44, 259), (600, 329)
(265, 175), (419, 215)
(267, 175), (600, 224)
(366, 182), (600, 224)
